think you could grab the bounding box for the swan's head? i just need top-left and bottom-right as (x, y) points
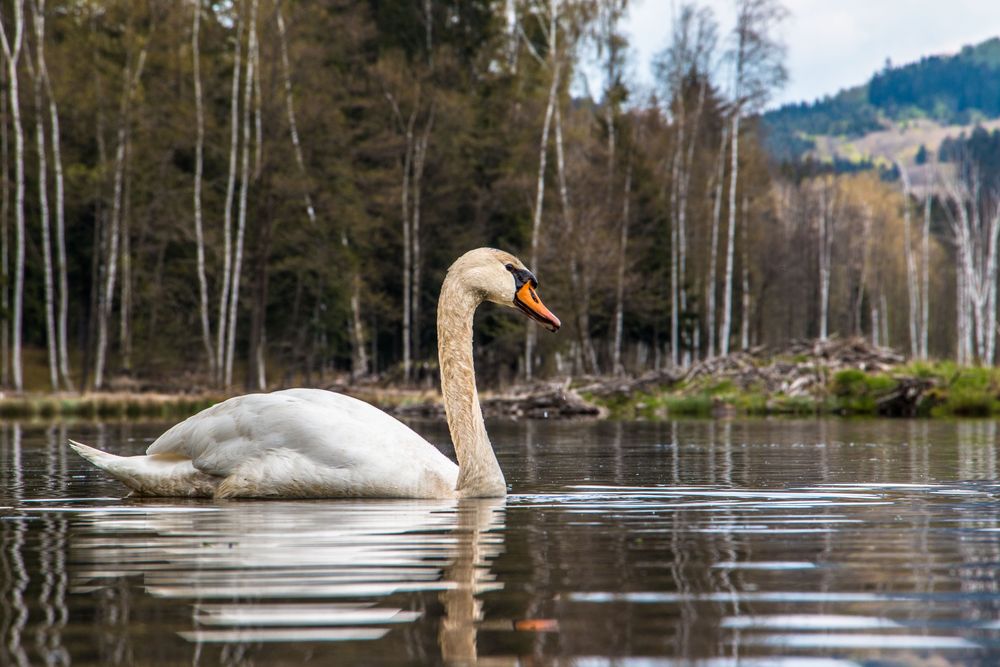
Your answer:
(448, 248), (561, 332)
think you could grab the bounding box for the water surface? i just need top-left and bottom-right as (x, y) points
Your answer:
(3, 418), (1000, 665)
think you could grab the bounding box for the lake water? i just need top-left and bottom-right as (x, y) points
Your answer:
(3, 418), (1000, 665)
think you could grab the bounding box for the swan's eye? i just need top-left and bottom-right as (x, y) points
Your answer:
(505, 263), (514, 272)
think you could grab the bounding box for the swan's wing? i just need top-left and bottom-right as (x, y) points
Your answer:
(146, 389), (449, 479)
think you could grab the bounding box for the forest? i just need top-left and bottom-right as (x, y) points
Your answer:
(0, 0), (995, 395)
(762, 37), (1000, 161)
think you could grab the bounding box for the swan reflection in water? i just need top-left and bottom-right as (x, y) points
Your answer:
(69, 496), (507, 663)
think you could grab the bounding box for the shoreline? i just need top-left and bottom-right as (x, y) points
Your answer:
(4, 339), (1000, 422)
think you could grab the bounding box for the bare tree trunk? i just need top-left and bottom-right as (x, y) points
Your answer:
(350, 271), (368, 379)
(248, 204), (271, 392)
(83, 47), (107, 389)
(0, 0), (25, 392)
(553, 102), (597, 374)
(853, 206), (872, 338)
(706, 121), (727, 358)
(818, 182), (831, 340)
(921, 193), (931, 358)
(897, 163), (920, 358)
(224, 0), (259, 388)
(943, 174), (1000, 365)
(94, 44), (146, 390)
(27, 5), (57, 390)
(424, 0), (433, 67)
(119, 147), (132, 373)
(719, 113), (740, 356)
(216, 11), (244, 386)
(669, 107), (682, 367)
(955, 253), (967, 364)
(678, 80), (706, 365)
(36, 3), (70, 389)
(871, 301), (880, 347)
(612, 158), (632, 375)
(400, 107), (415, 381)
(191, 0), (213, 375)
(275, 0), (316, 225)
(410, 106), (433, 371)
(740, 195), (750, 350)
(249, 4), (265, 386)
(525, 52), (560, 380)
(0, 61), (8, 387)
(880, 292), (890, 349)
(252, 22), (262, 180)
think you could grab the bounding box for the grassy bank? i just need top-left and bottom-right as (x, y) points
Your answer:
(0, 393), (224, 421)
(584, 361), (1000, 419)
(9, 350), (1000, 422)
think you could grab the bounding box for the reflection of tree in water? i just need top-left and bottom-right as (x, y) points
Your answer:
(9, 420), (1000, 663)
(1, 424), (30, 667)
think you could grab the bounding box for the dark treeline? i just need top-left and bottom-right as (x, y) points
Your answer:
(2, 0), (965, 393)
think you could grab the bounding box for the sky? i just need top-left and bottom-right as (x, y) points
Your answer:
(619, 0), (1000, 109)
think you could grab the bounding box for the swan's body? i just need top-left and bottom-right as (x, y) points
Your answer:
(72, 389), (457, 498)
(70, 248), (560, 499)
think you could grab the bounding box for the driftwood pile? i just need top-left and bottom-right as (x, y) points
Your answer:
(579, 337), (929, 415)
(681, 337), (905, 397)
(377, 337), (929, 419)
(388, 381), (603, 420)
(481, 382), (604, 419)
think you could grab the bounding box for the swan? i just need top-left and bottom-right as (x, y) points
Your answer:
(69, 247), (560, 499)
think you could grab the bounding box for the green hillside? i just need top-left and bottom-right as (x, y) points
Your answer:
(763, 37), (1000, 161)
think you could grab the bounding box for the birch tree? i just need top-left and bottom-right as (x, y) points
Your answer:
(719, 0), (786, 356)
(553, 100), (599, 374)
(1, 64), (8, 386)
(816, 177), (835, 340)
(274, 0), (369, 376)
(524, 0), (561, 381)
(942, 168), (1000, 365)
(26, 2), (56, 389)
(93, 34), (147, 389)
(611, 156), (632, 374)
(275, 1), (316, 224)
(191, 0), (213, 374)
(896, 162), (922, 358)
(400, 105), (414, 380)
(36, 0), (70, 389)
(705, 120), (728, 358)
(740, 194), (750, 349)
(225, 0), (260, 387)
(0, 0), (25, 392)
(410, 106), (433, 369)
(383, 84), (420, 382)
(216, 8), (245, 386)
(0, 1), (26, 392)
(921, 192), (931, 359)
(596, 0), (629, 360)
(656, 2), (716, 365)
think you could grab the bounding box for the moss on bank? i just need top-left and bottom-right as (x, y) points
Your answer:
(0, 393), (223, 421)
(586, 361), (1000, 419)
(9, 359), (1000, 422)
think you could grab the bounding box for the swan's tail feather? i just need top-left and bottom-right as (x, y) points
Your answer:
(68, 439), (122, 470)
(68, 439), (219, 498)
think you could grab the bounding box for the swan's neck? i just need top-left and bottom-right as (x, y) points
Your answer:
(437, 273), (506, 497)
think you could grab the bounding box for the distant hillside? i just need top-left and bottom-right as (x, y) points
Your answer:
(762, 37), (1000, 162)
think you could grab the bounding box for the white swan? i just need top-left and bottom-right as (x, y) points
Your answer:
(69, 247), (560, 499)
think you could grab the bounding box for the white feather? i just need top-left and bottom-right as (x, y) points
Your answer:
(71, 390), (458, 499)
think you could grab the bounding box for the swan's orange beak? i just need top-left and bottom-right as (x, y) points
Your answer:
(514, 282), (561, 332)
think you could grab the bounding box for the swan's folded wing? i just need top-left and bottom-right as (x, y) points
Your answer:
(145, 390), (448, 480)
